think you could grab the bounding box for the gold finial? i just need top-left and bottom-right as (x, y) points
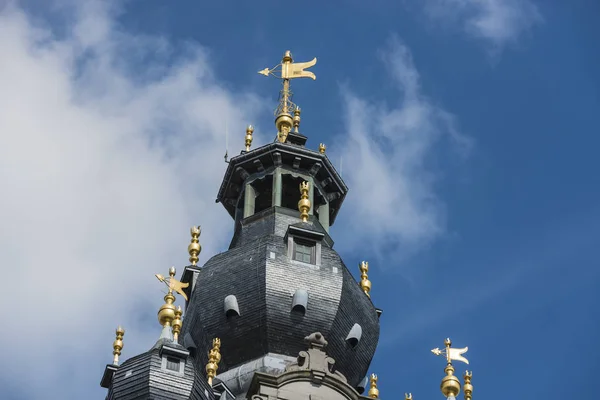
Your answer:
(206, 337), (222, 386)
(368, 373), (379, 399)
(293, 107), (301, 133)
(188, 226), (202, 265)
(298, 181), (311, 222)
(156, 267), (190, 330)
(432, 338), (470, 398)
(463, 371), (473, 400)
(405, 394), (413, 400)
(156, 266), (190, 301)
(319, 143), (326, 154)
(172, 306), (183, 342)
(112, 326), (125, 365)
(258, 51), (317, 142)
(359, 261), (372, 297)
(245, 125), (254, 151)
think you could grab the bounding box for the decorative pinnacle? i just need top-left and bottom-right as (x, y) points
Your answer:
(319, 143), (326, 154)
(206, 337), (222, 386)
(463, 371), (473, 400)
(293, 107), (301, 133)
(156, 267), (190, 301)
(258, 50), (317, 142)
(245, 125), (254, 151)
(432, 338), (470, 399)
(156, 267), (190, 330)
(405, 394), (413, 400)
(172, 306), (183, 342)
(359, 261), (372, 297)
(368, 373), (379, 399)
(441, 363), (461, 398)
(188, 226), (202, 265)
(298, 181), (311, 222)
(112, 326), (125, 365)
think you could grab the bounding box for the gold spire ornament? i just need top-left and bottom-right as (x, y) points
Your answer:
(206, 337), (222, 386)
(258, 50), (317, 143)
(188, 226), (202, 266)
(293, 107), (301, 133)
(463, 371), (473, 400)
(359, 261), (372, 297)
(156, 266), (190, 302)
(405, 394), (413, 400)
(156, 267), (190, 335)
(245, 125), (254, 151)
(319, 143), (326, 154)
(112, 326), (125, 365)
(172, 306), (183, 342)
(368, 373), (379, 399)
(298, 181), (311, 222)
(432, 338), (470, 399)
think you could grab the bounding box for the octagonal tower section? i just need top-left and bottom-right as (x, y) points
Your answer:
(179, 138), (380, 399)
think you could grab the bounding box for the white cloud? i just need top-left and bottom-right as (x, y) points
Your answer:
(424, 0), (542, 48)
(0, 2), (267, 399)
(0, 2), (470, 398)
(334, 37), (470, 264)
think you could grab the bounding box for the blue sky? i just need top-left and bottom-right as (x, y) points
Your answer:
(0, 0), (599, 399)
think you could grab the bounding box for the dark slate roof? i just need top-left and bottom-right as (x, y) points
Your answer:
(180, 206), (379, 389)
(107, 341), (213, 400)
(230, 207), (334, 249)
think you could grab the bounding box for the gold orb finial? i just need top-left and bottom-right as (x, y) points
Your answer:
(368, 373), (379, 399)
(206, 337), (222, 386)
(158, 292), (176, 328)
(319, 143), (326, 154)
(276, 116), (293, 143)
(298, 181), (311, 222)
(172, 306), (183, 342)
(463, 371), (473, 400)
(188, 226), (202, 265)
(156, 267), (177, 328)
(441, 363), (461, 398)
(293, 107), (301, 133)
(245, 125), (254, 151)
(359, 261), (372, 297)
(112, 326), (125, 365)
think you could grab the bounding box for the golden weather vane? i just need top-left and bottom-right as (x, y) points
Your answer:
(156, 266), (190, 301)
(431, 338), (469, 365)
(258, 50), (317, 143)
(432, 338), (471, 399)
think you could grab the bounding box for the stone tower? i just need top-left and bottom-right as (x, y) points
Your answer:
(99, 51), (383, 400)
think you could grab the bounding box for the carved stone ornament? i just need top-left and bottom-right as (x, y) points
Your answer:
(285, 332), (347, 383)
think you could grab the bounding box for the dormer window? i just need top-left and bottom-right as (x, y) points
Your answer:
(285, 224), (324, 267)
(293, 239), (316, 264)
(166, 357), (180, 372)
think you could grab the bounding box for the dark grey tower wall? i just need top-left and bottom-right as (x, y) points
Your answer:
(178, 131), (380, 399)
(180, 206), (379, 392)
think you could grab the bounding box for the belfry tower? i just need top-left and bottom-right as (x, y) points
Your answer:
(98, 51), (475, 400)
